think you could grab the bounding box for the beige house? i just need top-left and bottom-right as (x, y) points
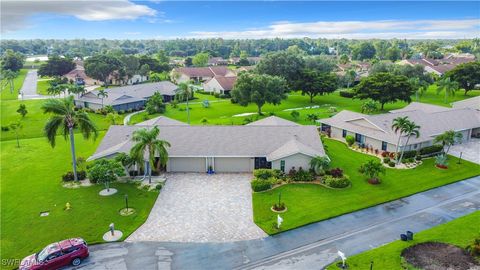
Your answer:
(88, 116), (325, 173)
(319, 102), (480, 153)
(202, 75), (237, 95)
(171, 66), (235, 84)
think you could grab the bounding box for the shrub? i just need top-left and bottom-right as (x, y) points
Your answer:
(339, 90), (355, 98)
(415, 155), (422, 161)
(402, 150), (417, 159)
(1, 126), (9, 132)
(381, 151), (389, 157)
(420, 144), (444, 155)
(272, 202), (286, 211)
(383, 157), (390, 163)
(345, 135), (355, 146)
(230, 98), (238, 104)
(389, 152), (397, 159)
(251, 179), (272, 192)
(323, 175), (351, 188)
(219, 94), (230, 99)
(155, 184), (163, 191)
(62, 171), (86, 181)
(291, 167), (313, 181)
(466, 237), (480, 257)
(77, 170), (87, 180)
(254, 169), (277, 180)
(388, 161), (396, 167)
(329, 168), (344, 178)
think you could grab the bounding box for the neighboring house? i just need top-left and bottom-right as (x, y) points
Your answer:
(398, 55), (475, 76)
(208, 57), (229, 66)
(74, 81), (179, 111)
(452, 96), (480, 111)
(108, 72), (148, 86)
(202, 75), (237, 95)
(171, 66), (235, 84)
(246, 116), (299, 126)
(229, 57), (262, 65)
(88, 116), (325, 173)
(318, 102), (480, 153)
(64, 60), (100, 86)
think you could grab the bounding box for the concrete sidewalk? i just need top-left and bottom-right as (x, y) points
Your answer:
(77, 176), (480, 270)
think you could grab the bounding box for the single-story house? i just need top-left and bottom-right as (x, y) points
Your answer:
(398, 55), (475, 76)
(318, 102), (480, 153)
(229, 57), (262, 65)
(171, 66), (236, 84)
(64, 60), (100, 86)
(202, 75), (237, 95)
(207, 57), (229, 66)
(88, 116), (325, 173)
(74, 81), (179, 111)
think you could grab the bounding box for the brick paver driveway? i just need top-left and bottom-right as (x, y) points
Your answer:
(126, 173), (267, 242)
(449, 138), (480, 164)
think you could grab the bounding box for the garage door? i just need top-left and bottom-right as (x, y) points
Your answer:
(168, 157), (205, 172)
(215, 157), (252, 172)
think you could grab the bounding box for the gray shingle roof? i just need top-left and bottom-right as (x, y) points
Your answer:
(389, 102), (451, 114)
(135, 116), (188, 126)
(88, 125), (325, 161)
(452, 96), (480, 110)
(247, 116), (299, 126)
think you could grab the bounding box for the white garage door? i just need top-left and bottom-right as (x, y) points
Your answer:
(168, 157), (205, 172)
(215, 157), (252, 172)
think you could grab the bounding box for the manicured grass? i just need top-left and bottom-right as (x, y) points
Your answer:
(0, 69), (28, 100)
(0, 133), (159, 265)
(130, 87), (480, 126)
(36, 78), (53, 95)
(326, 211), (480, 269)
(252, 139), (480, 234)
(0, 99), (125, 141)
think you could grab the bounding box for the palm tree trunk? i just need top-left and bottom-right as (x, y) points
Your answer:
(69, 128), (78, 181)
(148, 162), (152, 184)
(398, 135), (411, 164)
(186, 94), (190, 124)
(16, 133), (20, 148)
(446, 144), (451, 156)
(394, 134), (402, 160)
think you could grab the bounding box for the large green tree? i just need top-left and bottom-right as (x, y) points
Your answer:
(130, 126), (170, 184)
(38, 55), (75, 77)
(231, 73), (288, 115)
(1, 49), (24, 72)
(296, 70), (337, 103)
(445, 62), (480, 95)
(87, 159), (125, 191)
(351, 42), (376, 60)
(192, 52), (209, 67)
(120, 55), (140, 83)
(353, 72), (414, 110)
(255, 50), (305, 87)
(84, 54), (122, 88)
(42, 96), (98, 181)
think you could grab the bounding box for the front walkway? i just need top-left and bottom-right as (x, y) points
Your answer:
(449, 138), (480, 164)
(126, 173), (266, 242)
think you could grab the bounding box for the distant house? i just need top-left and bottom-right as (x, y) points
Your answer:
(88, 115), (326, 173)
(229, 57), (262, 65)
(203, 75), (237, 95)
(74, 81), (179, 111)
(207, 57), (229, 66)
(171, 66), (236, 84)
(318, 102), (480, 153)
(108, 72), (148, 86)
(398, 55), (475, 76)
(64, 60), (100, 86)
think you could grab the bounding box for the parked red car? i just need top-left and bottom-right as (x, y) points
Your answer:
(20, 238), (89, 270)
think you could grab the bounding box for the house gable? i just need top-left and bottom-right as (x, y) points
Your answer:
(346, 118), (385, 132)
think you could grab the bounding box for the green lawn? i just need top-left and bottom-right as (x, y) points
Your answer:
(130, 86), (480, 126)
(0, 99), (125, 141)
(0, 133), (159, 266)
(252, 139), (480, 234)
(326, 211), (480, 269)
(36, 78), (53, 95)
(0, 69), (28, 100)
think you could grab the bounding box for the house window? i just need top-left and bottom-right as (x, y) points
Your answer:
(413, 144), (418, 149)
(342, 129), (347, 138)
(255, 157), (272, 169)
(280, 160), (285, 172)
(381, 141), (387, 151)
(355, 133), (364, 143)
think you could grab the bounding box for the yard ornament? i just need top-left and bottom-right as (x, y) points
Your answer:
(277, 215), (283, 229)
(337, 250), (347, 268)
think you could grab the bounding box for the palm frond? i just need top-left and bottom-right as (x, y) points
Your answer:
(44, 116), (64, 147)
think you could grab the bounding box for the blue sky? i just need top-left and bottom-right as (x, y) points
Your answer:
(1, 1), (479, 39)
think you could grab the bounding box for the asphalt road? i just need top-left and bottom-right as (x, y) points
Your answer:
(75, 176), (480, 270)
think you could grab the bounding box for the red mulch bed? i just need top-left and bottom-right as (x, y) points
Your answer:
(401, 242), (479, 270)
(367, 178), (381, 185)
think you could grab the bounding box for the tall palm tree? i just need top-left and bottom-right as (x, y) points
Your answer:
(130, 126), (170, 184)
(434, 130), (463, 155)
(177, 82), (193, 124)
(97, 89), (108, 108)
(391, 116), (409, 160)
(42, 96), (98, 181)
(397, 121), (421, 164)
(409, 77), (428, 102)
(2, 69), (18, 94)
(309, 156), (330, 175)
(436, 77), (459, 104)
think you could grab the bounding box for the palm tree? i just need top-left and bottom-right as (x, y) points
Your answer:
(9, 121), (22, 148)
(397, 121), (420, 164)
(2, 69), (18, 94)
(97, 89), (108, 108)
(130, 126), (170, 184)
(434, 130), (463, 155)
(177, 82), (193, 124)
(359, 160), (386, 181)
(391, 116), (409, 160)
(409, 77), (428, 102)
(42, 96), (98, 181)
(309, 156), (330, 175)
(345, 69), (357, 89)
(436, 77), (459, 104)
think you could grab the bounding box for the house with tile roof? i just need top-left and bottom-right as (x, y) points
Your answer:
(318, 102), (480, 153)
(398, 55), (475, 76)
(88, 116), (325, 173)
(171, 66), (236, 84)
(202, 75), (237, 95)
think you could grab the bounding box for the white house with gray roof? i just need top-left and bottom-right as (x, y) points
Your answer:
(319, 102), (480, 153)
(89, 116), (325, 173)
(74, 81), (179, 111)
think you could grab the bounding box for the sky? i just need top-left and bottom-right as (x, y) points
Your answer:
(1, 1), (479, 40)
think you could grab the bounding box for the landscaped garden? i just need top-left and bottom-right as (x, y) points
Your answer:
(0, 133), (159, 266)
(252, 139), (480, 234)
(326, 211), (480, 269)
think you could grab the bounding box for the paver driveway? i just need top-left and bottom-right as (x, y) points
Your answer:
(126, 173), (267, 242)
(449, 138), (480, 164)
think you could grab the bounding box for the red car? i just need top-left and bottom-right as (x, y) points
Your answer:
(20, 238), (89, 270)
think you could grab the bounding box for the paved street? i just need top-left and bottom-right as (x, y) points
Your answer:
(126, 173), (266, 242)
(76, 176), (480, 270)
(18, 70), (57, 100)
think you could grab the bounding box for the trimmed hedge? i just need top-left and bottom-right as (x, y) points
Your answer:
(253, 169), (283, 180)
(419, 144), (444, 155)
(251, 179), (272, 192)
(339, 90), (355, 98)
(402, 150), (417, 159)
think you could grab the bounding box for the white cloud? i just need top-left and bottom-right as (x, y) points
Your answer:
(1, 0), (157, 33)
(189, 19), (480, 39)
